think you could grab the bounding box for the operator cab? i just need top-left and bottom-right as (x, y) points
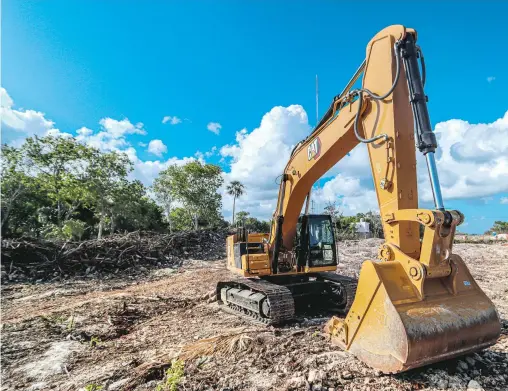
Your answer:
(295, 214), (337, 268)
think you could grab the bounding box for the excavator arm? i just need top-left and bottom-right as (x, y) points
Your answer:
(267, 25), (501, 372)
(270, 25), (432, 259)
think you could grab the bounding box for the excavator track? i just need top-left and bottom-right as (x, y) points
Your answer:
(217, 279), (295, 326)
(217, 274), (357, 325)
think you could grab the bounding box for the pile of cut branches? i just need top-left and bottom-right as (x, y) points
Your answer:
(1, 229), (227, 283)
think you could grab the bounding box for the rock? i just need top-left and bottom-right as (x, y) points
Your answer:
(465, 356), (476, 367)
(341, 371), (353, 380)
(308, 369), (325, 383)
(467, 380), (484, 391)
(108, 378), (129, 390)
(457, 360), (469, 372)
(436, 378), (449, 389)
(312, 385), (322, 391)
(28, 383), (47, 390)
(286, 375), (306, 388)
(364, 377), (373, 384)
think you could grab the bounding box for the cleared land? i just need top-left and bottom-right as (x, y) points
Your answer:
(1, 239), (507, 391)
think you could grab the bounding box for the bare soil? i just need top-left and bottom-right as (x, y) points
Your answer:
(2, 240), (507, 391)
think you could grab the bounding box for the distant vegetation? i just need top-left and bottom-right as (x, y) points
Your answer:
(1, 135), (384, 241)
(485, 221), (508, 235)
(1, 136), (226, 240)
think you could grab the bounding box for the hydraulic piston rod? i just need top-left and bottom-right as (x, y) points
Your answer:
(400, 34), (445, 211)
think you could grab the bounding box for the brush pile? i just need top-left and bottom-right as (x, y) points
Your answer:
(1, 229), (227, 283)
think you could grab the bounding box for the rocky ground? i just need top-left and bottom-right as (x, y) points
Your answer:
(1, 239), (507, 391)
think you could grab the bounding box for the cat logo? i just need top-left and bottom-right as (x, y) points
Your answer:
(307, 137), (322, 161)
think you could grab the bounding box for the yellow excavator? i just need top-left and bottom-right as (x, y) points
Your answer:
(216, 25), (501, 373)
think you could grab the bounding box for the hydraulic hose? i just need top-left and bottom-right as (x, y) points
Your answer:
(351, 41), (402, 144)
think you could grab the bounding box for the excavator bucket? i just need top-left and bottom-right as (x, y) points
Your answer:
(325, 256), (501, 373)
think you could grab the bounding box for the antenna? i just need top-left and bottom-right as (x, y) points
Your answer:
(315, 74), (319, 125)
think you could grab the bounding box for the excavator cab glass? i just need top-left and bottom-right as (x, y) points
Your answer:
(295, 214), (337, 267)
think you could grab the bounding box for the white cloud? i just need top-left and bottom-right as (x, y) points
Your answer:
(207, 122), (222, 135)
(487, 76), (496, 83)
(74, 121), (194, 187)
(219, 104), (379, 220)
(75, 118), (147, 152)
(418, 111), (508, 202)
(76, 127), (93, 136)
(1, 87), (62, 144)
(162, 115), (182, 125)
(312, 174), (378, 215)
(205, 146), (217, 157)
(99, 118), (146, 138)
(1, 87), (14, 108)
(125, 147), (197, 187)
(220, 104), (508, 221)
(501, 197), (508, 204)
(147, 139), (168, 157)
(195, 146), (218, 161)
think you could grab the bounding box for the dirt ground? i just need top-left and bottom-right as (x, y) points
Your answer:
(1, 240), (507, 391)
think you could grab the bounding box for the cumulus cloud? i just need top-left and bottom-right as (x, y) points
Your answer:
(162, 115), (182, 125)
(76, 127), (93, 137)
(220, 104), (508, 221)
(74, 121), (194, 187)
(0, 87), (64, 145)
(99, 118), (146, 138)
(219, 105), (376, 220)
(501, 197), (508, 204)
(487, 76), (496, 83)
(418, 111), (508, 202)
(312, 174), (378, 215)
(207, 122), (222, 135)
(124, 146), (197, 186)
(147, 139), (168, 157)
(74, 118), (147, 152)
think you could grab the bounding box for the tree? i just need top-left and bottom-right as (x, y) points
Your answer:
(156, 161), (224, 229)
(1, 145), (28, 230)
(364, 211), (384, 238)
(169, 207), (194, 231)
(234, 211), (270, 232)
(84, 149), (132, 239)
(227, 180), (245, 225)
(1, 135), (167, 239)
(235, 211), (250, 226)
(22, 135), (91, 227)
(1, 144), (46, 236)
(487, 221), (508, 234)
(153, 173), (175, 232)
(107, 179), (166, 233)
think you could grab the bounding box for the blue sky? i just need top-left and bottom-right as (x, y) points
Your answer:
(2, 1), (508, 233)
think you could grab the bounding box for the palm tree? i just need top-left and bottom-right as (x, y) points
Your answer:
(227, 180), (245, 226)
